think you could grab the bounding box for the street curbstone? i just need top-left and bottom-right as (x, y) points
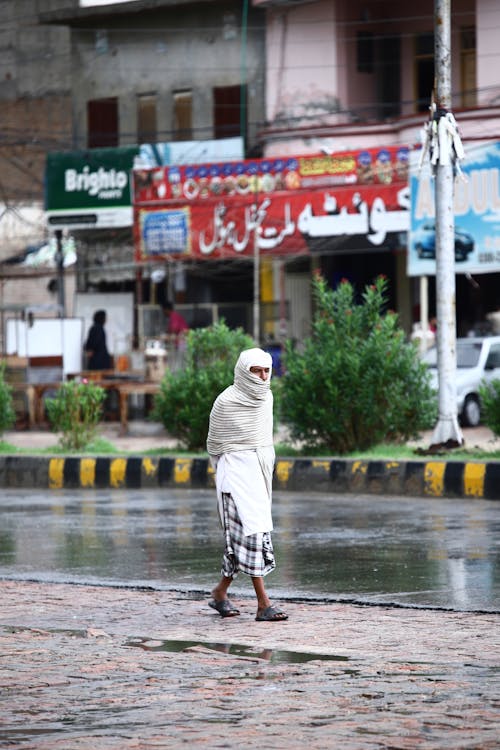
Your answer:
(485, 463), (500, 499)
(0, 455), (498, 498)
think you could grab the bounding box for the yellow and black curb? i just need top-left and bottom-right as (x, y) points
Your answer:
(0, 455), (499, 499)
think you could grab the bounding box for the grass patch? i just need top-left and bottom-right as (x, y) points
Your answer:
(61, 437), (119, 455)
(141, 447), (201, 457)
(275, 442), (500, 461)
(0, 442), (14, 452)
(1, 438), (499, 461)
(0, 438), (119, 455)
(343, 444), (500, 461)
(274, 442), (303, 457)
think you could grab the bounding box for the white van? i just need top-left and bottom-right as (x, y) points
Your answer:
(423, 336), (500, 426)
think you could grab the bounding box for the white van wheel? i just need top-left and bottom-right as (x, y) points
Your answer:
(462, 396), (481, 427)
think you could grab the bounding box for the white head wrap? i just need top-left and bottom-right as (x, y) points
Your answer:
(206, 348), (273, 456)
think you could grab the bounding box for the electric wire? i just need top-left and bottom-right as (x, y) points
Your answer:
(1, 1), (499, 248)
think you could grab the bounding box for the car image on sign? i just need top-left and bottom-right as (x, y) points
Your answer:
(413, 222), (474, 262)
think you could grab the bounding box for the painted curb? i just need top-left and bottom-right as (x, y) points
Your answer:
(0, 455), (499, 499)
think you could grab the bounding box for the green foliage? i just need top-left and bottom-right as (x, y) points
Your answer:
(0, 363), (15, 436)
(153, 321), (255, 450)
(479, 379), (500, 436)
(45, 380), (106, 451)
(281, 274), (437, 454)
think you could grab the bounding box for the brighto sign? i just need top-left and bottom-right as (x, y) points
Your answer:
(64, 166), (128, 199)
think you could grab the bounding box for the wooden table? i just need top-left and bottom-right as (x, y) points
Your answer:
(66, 370), (115, 381)
(116, 381), (161, 435)
(7, 378), (160, 433)
(8, 382), (62, 428)
(66, 377), (161, 435)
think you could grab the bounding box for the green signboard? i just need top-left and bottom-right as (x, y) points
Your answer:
(45, 146), (139, 229)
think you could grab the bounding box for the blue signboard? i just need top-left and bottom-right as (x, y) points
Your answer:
(408, 140), (500, 276)
(139, 208), (191, 256)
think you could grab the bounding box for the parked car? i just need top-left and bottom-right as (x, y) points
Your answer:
(413, 222), (474, 262)
(423, 336), (500, 426)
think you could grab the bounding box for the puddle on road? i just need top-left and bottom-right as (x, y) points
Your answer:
(125, 636), (349, 664)
(4, 625), (348, 665)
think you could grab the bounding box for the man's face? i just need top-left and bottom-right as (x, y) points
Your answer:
(250, 365), (270, 381)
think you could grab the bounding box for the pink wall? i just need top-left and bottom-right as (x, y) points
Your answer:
(262, 0), (500, 157)
(476, 0), (500, 106)
(266, 2), (339, 125)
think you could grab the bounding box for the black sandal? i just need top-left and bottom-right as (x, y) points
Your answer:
(208, 599), (240, 618)
(255, 605), (288, 622)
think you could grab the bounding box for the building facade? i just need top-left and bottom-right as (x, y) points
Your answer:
(256, 0), (500, 337)
(2, 0), (500, 356)
(0, 0), (73, 342)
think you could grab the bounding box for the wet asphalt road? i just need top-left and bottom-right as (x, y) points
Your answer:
(1, 489), (499, 612)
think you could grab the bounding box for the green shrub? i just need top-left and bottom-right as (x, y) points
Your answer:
(281, 274), (437, 454)
(153, 321), (255, 450)
(0, 363), (15, 436)
(46, 379), (106, 451)
(479, 379), (500, 436)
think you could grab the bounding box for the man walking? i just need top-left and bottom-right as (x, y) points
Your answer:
(206, 348), (288, 622)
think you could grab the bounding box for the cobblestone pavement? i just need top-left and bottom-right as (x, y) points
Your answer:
(1, 581), (498, 749)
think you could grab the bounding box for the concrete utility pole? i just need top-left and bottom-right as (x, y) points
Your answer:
(253, 205), (260, 345)
(430, 0), (464, 447)
(54, 229), (66, 319)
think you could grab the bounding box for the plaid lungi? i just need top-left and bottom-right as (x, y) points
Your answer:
(220, 492), (276, 578)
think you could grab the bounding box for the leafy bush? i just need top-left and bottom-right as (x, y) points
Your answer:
(281, 274), (437, 454)
(479, 379), (500, 436)
(153, 321), (255, 450)
(46, 379), (106, 451)
(0, 363), (15, 436)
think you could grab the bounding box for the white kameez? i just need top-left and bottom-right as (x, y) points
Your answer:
(207, 348), (275, 538)
(214, 446), (275, 536)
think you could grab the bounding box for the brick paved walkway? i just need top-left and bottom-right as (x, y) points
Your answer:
(1, 581), (498, 749)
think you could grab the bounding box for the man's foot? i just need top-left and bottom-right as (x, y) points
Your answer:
(208, 599), (240, 618)
(255, 605), (288, 622)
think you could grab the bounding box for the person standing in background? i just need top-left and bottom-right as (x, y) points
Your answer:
(163, 302), (189, 369)
(163, 302), (189, 343)
(84, 309), (112, 370)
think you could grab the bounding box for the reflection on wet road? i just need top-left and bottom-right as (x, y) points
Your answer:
(0, 489), (498, 612)
(125, 637), (349, 663)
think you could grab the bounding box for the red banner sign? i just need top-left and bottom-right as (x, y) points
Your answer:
(133, 147), (411, 261)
